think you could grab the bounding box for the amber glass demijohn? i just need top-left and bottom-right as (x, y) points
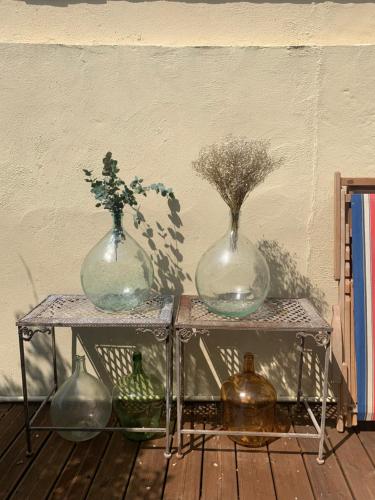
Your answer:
(221, 352), (277, 447)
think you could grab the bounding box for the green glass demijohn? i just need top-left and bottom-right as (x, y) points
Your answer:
(81, 211), (154, 313)
(113, 351), (164, 441)
(50, 355), (112, 442)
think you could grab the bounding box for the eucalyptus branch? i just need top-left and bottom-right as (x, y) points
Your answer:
(83, 152), (174, 217)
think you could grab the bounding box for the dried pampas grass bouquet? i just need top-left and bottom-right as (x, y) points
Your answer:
(192, 135), (282, 223)
(192, 135), (282, 318)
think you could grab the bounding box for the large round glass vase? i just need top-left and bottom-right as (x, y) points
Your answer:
(50, 355), (112, 442)
(195, 211), (270, 317)
(81, 212), (154, 312)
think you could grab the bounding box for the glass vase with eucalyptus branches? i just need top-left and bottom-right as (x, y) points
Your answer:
(193, 136), (282, 317)
(81, 152), (174, 312)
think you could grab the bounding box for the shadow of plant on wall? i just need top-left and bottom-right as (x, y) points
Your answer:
(258, 239), (328, 315)
(137, 197), (192, 296)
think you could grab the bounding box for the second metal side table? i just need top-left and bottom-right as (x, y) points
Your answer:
(17, 294), (174, 458)
(174, 295), (332, 464)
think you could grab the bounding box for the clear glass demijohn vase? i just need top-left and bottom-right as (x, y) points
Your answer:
(81, 211), (154, 312)
(50, 355), (112, 442)
(195, 210), (270, 317)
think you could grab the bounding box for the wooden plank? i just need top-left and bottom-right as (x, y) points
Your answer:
(49, 431), (110, 500)
(0, 404), (36, 459)
(0, 407), (50, 499)
(337, 188), (350, 427)
(295, 418), (352, 499)
(237, 442), (275, 500)
(349, 280), (358, 427)
(268, 412), (313, 500)
(334, 171), (342, 280)
(344, 295), (352, 405)
(345, 245), (351, 261)
(327, 426), (375, 499)
(342, 177), (375, 187)
(124, 432), (170, 500)
(357, 422), (375, 464)
(344, 261), (351, 277)
(345, 222), (350, 244)
(86, 433), (139, 500)
(10, 431), (74, 500)
(0, 403), (12, 419)
(201, 426), (238, 500)
(163, 422), (203, 500)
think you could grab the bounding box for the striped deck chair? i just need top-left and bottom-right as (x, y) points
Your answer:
(333, 173), (375, 430)
(351, 193), (375, 421)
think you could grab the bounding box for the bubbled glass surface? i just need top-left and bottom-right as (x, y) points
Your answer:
(50, 355), (112, 442)
(113, 351), (164, 441)
(221, 353), (277, 447)
(195, 211), (270, 317)
(81, 212), (154, 312)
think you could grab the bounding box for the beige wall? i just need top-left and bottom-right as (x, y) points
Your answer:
(2, 1), (375, 46)
(1, 1), (374, 399)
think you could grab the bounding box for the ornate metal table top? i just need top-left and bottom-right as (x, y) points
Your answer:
(17, 294), (174, 328)
(175, 295), (331, 332)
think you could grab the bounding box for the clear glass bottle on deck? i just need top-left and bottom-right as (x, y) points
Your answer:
(50, 355), (112, 442)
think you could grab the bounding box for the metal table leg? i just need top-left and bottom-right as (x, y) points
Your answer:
(296, 334), (305, 410)
(164, 331), (172, 458)
(51, 326), (58, 391)
(317, 333), (331, 464)
(18, 327), (32, 456)
(176, 329), (183, 457)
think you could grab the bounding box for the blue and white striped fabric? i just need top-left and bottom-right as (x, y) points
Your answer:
(352, 193), (375, 421)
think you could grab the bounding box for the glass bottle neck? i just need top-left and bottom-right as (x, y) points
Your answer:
(243, 353), (255, 373)
(75, 355), (87, 374)
(229, 210), (240, 251)
(112, 210), (124, 235)
(132, 352), (144, 375)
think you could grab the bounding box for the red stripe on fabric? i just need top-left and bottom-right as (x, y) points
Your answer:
(370, 194), (375, 419)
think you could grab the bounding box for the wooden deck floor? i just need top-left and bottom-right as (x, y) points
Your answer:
(0, 402), (375, 500)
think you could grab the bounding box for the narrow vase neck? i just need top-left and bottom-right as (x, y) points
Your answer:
(229, 210), (241, 250)
(112, 210), (124, 235)
(132, 352), (144, 375)
(243, 352), (255, 373)
(75, 355), (87, 374)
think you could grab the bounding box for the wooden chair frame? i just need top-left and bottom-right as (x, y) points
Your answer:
(333, 172), (375, 430)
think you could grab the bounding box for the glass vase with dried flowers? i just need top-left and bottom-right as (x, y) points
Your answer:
(81, 152), (174, 312)
(192, 136), (282, 317)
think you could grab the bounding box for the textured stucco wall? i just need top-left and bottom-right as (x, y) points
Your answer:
(2, 0), (375, 46)
(1, 42), (374, 399)
(1, 0), (375, 399)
